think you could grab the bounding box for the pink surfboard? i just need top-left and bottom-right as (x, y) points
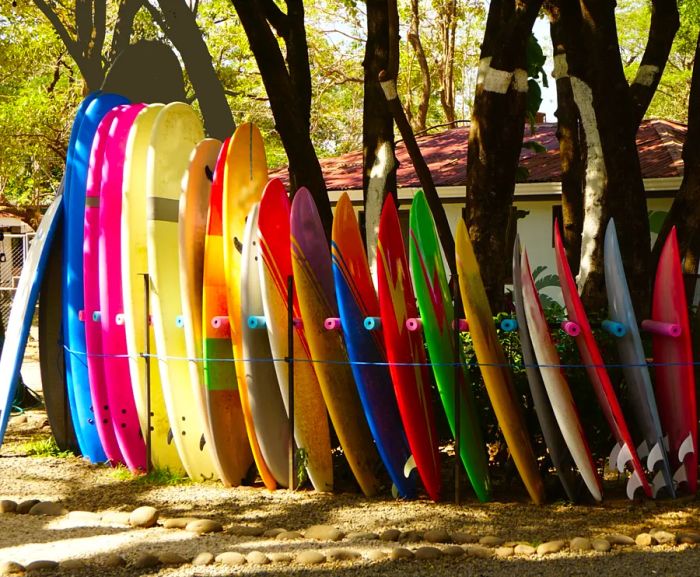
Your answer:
(83, 107), (125, 465)
(98, 103), (147, 472)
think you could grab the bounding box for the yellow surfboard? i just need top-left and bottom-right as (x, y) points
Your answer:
(455, 219), (545, 504)
(146, 102), (217, 481)
(222, 122), (276, 489)
(122, 104), (183, 474)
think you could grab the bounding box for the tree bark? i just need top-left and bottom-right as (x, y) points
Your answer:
(231, 0), (332, 238)
(466, 0), (542, 310)
(436, 0), (458, 124)
(407, 0), (430, 133)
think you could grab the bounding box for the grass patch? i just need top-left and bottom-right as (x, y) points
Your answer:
(22, 436), (74, 458)
(108, 465), (190, 486)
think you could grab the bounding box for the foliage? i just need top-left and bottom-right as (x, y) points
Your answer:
(22, 435), (74, 458)
(108, 465), (191, 485)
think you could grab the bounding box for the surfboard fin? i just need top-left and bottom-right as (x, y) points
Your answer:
(646, 442), (664, 472)
(637, 440), (649, 461)
(678, 433), (695, 463)
(403, 454), (416, 478)
(608, 442), (621, 472)
(651, 470), (667, 498)
(673, 463), (688, 486)
(391, 484), (399, 499)
(616, 443), (633, 473)
(626, 470), (644, 500)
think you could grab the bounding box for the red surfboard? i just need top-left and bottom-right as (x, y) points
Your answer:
(554, 223), (651, 499)
(377, 196), (441, 501)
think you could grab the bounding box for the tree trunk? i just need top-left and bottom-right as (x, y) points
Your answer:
(363, 0), (398, 276)
(436, 0), (458, 124)
(231, 0), (332, 238)
(466, 0), (542, 310)
(407, 0), (430, 133)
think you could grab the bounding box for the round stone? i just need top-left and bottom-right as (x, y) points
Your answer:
(636, 533), (656, 547)
(305, 524), (345, 541)
(160, 517), (199, 529)
(216, 552), (246, 566)
(327, 549), (361, 562)
(263, 527), (287, 538)
(246, 551), (270, 565)
(605, 533), (635, 546)
(537, 540), (566, 555)
(414, 546), (442, 560)
(101, 511), (131, 525)
(186, 519), (223, 534)
(514, 544), (536, 555)
(158, 552), (187, 565)
(0, 561), (24, 574)
(570, 537), (592, 551)
(380, 529), (401, 542)
(479, 535), (505, 547)
(268, 552), (293, 563)
(132, 553), (160, 569)
(59, 559), (86, 571)
(495, 546), (514, 558)
(678, 532), (700, 544)
(400, 530), (423, 542)
(443, 545), (465, 556)
(652, 530), (675, 545)
(451, 531), (478, 544)
(389, 547), (414, 560)
(191, 552), (214, 566)
(99, 554), (126, 567)
(424, 529), (450, 543)
(16, 499), (40, 514)
(0, 500), (17, 513)
(463, 544), (494, 558)
(129, 506), (159, 528)
(276, 530), (303, 540)
(25, 560), (59, 571)
(592, 539), (611, 552)
(365, 549), (387, 561)
(346, 531), (379, 542)
(28, 502), (68, 516)
(296, 551), (325, 565)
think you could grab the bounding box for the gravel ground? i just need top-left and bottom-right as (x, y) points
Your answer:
(1, 406), (700, 576)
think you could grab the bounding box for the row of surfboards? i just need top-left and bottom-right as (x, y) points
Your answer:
(0, 92), (696, 504)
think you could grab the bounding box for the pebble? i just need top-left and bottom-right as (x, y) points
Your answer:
(424, 528), (450, 543)
(495, 546), (514, 558)
(296, 551), (325, 565)
(636, 532), (656, 547)
(570, 537), (592, 551)
(414, 546), (442, 560)
(216, 552), (246, 566)
(605, 533), (635, 546)
(400, 530), (423, 542)
(25, 560), (59, 571)
(346, 531), (379, 541)
(11, 414), (28, 424)
(0, 561), (24, 574)
(592, 539), (611, 552)
(479, 535), (505, 547)
(380, 529), (401, 541)
(101, 511), (131, 525)
(132, 553), (160, 569)
(268, 552), (293, 563)
(129, 506), (159, 528)
(263, 527), (287, 538)
(28, 501), (68, 516)
(191, 552), (214, 566)
(678, 531), (700, 544)
(652, 530), (676, 545)
(276, 530), (303, 540)
(160, 517), (199, 529)
(158, 552), (187, 565)
(100, 554), (126, 567)
(59, 559), (86, 571)
(537, 540), (566, 556)
(365, 549), (387, 561)
(327, 549), (361, 562)
(228, 524), (265, 537)
(16, 499), (40, 514)
(0, 500), (17, 513)
(514, 544), (536, 555)
(443, 545), (465, 556)
(186, 519), (223, 534)
(67, 510), (101, 523)
(389, 547), (414, 560)
(451, 531), (478, 544)
(306, 524), (344, 541)
(463, 544), (494, 558)
(246, 551), (270, 565)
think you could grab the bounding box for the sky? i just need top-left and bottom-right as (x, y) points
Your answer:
(533, 16), (557, 121)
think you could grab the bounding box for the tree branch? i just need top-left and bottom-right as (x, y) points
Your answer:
(110, 0), (145, 62)
(32, 0), (78, 61)
(261, 0), (289, 38)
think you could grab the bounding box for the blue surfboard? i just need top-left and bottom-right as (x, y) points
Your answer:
(331, 193), (415, 499)
(62, 92), (129, 462)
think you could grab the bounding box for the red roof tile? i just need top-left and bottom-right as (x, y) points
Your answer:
(270, 119), (685, 191)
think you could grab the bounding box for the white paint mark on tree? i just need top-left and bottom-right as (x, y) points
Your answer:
(570, 76), (606, 291)
(476, 57), (492, 86)
(552, 53), (569, 79)
(366, 140), (395, 290)
(379, 79), (398, 100)
(513, 69), (528, 93)
(484, 66), (513, 94)
(633, 64), (660, 87)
